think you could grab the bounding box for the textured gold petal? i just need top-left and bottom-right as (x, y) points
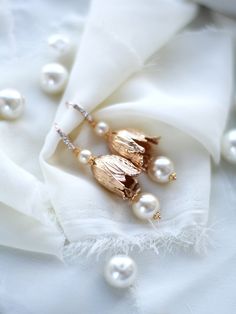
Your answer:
(91, 155), (141, 200)
(108, 129), (159, 169)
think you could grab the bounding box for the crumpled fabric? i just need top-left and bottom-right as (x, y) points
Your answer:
(0, 1), (236, 314)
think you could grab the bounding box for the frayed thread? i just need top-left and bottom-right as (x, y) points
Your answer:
(62, 224), (214, 264)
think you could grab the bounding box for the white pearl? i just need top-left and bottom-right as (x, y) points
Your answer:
(148, 156), (176, 183)
(77, 149), (92, 164)
(104, 255), (137, 288)
(40, 63), (68, 95)
(48, 34), (73, 57)
(132, 193), (160, 220)
(94, 121), (109, 136)
(221, 129), (236, 164)
(0, 89), (25, 120)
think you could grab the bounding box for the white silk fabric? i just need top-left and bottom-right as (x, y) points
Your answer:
(0, 1), (236, 314)
(0, 0), (233, 258)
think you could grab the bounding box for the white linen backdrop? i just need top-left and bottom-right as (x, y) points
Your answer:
(0, 0), (235, 313)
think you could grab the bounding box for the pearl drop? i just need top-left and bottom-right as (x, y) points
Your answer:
(104, 255), (137, 288)
(40, 63), (68, 95)
(48, 34), (72, 57)
(78, 149), (92, 164)
(132, 193), (160, 220)
(0, 89), (25, 120)
(221, 129), (236, 164)
(94, 121), (109, 136)
(148, 156), (176, 183)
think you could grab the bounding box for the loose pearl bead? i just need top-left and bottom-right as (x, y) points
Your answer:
(94, 121), (109, 136)
(48, 34), (72, 57)
(78, 149), (92, 164)
(40, 63), (68, 95)
(0, 88), (25, 120)
(104, 255), (137, 288)
(148, 156), (176, 183)
(221, 129), (236, 164)
(132, 193), (160, 220)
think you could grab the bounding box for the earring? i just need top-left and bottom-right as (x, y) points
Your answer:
(55, 124), (161, 221)
(67, 103), (177, 184)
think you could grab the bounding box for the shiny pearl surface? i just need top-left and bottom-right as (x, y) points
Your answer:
(221, 129), (236, 164)
(132, 193), (160, 220)
(78, 149), (92, 164)
(104, 255), (137, 288)
(40, 63), (68, 94)
(94, 121), (109, 136)
(148, 156), (175, 183)
(48, 34), (72, 57)
(0, 89), (25, 120)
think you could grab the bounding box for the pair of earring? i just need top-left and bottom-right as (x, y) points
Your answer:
(55, 103), (176, 221)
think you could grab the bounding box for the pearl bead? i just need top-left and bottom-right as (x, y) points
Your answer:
(148, 156), (176, 183)
(40, 63), (68, 95)
(221, 129), (236, 164)
(78, 149), (92, 164)
(94, 121), (109, 136)
(104, 255), (137, 288)
(132, 193), (160, 220)
(0, 89), (25, 120)
(48, 34), (72, 57)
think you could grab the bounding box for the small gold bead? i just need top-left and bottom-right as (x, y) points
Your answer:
(169, 172), (177, 182)
(153, 211), (161, 220)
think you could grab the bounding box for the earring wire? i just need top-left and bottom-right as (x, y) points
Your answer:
(66, 102), (96, 127)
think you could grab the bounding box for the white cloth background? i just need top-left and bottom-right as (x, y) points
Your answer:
(0, 0), (235, 313)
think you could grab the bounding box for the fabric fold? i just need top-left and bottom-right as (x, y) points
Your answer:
(46, 0), (198, 137)
(100, 30), (234, 162)
(40, 0), (233, 257)
(0, 150), (50, 224)
(0, 203), (65, 257)
(0, 150), (65, 256)
(41, 27), (233, 255)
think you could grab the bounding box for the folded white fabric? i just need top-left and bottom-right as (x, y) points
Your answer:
(193, 0), (236, 17)
(40, 1), (233, 257)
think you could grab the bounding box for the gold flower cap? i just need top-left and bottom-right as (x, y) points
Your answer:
(92, 154), (141, 200)
(108, 129), (160, 170)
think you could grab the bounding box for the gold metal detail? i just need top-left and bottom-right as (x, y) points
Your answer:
(153, 211), (161, 220)
(91, 155), (141, 200)
(169, 172), (177, 182)
(108, 129), (160, 170)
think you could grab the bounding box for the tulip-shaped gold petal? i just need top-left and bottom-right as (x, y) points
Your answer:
(108, 129), (160, 170)
(91, 155), (141, 200)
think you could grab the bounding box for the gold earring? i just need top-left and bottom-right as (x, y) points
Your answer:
(67, 103), (177, 184)
(55, 123), (161, 221)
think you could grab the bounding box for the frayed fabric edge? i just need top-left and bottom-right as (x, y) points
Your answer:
(62, 224), (214, 264)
